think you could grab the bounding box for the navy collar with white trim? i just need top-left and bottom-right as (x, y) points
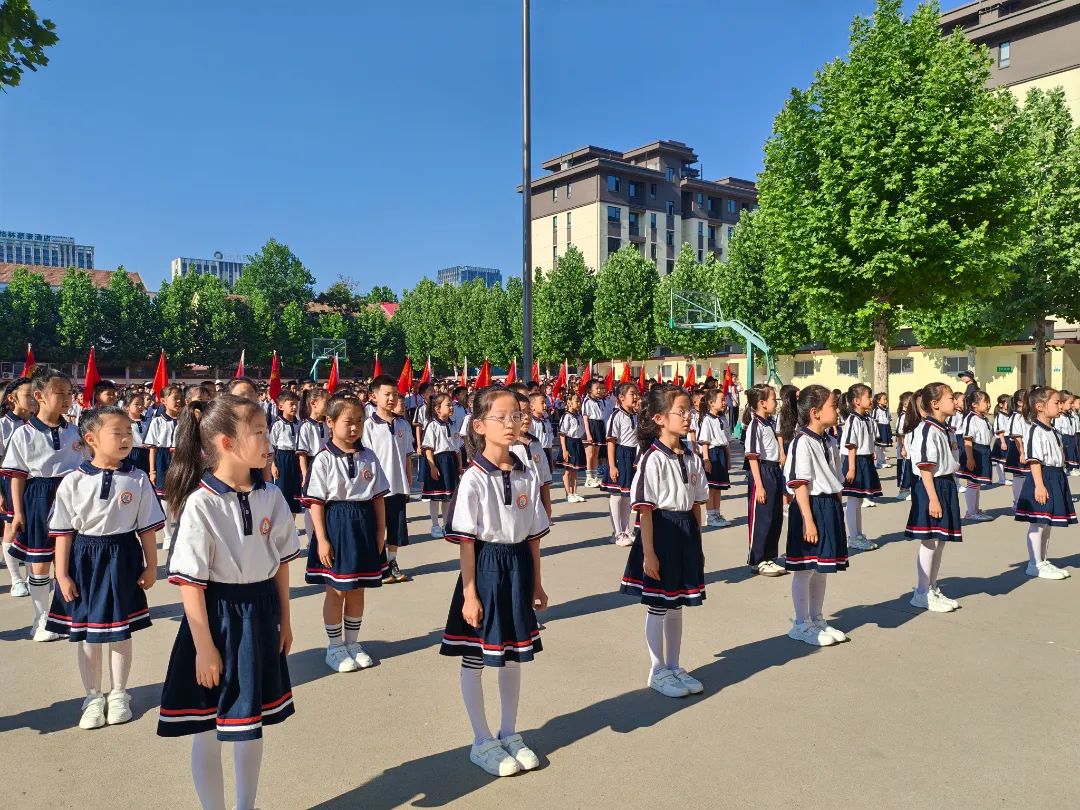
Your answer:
(650, 439), (686, 456)
(798, 426), (826, 444)
(79, 460), (134, 475)
(1031, 419), (1054, 432)
(471, 453), (526, 473)
(200, 470), (267, 495)
(29, 415), (68, 432)
(924, 417), (949, 431)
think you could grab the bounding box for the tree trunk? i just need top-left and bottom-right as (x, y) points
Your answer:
(1034, 316), (1047, 387)
(873, 315), (889, 399)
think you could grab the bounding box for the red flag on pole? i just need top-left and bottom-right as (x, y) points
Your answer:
(577, 360), (592, 398)
(657, 363), (664, 385)
(397, 358), (413, 395)
(531, 358), (540, 384)
(706, 363), (714, 380)
(620, 360), (632, 384)
(722, 365), (733, 398)
(151, 350), (168, 401)
(637, 363), (646, 393)
(373, 353), (382, 378)
(460, 355), (468, 388)
(553, 360), (567, 397)
(603, 360), (614, 394)
(475, 358), (492, 389)
(326, 354), (339, 394)
(685, 362), (696, 388)
(24, 343), (35, 376)
(268, 351), (282, 402)
(234, 349), (245, 379)
(505, 358), (517, 386)
(418, 356), (431, 386)
(82, 347), (100, 409)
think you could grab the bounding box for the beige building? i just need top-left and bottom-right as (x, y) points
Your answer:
(523, 140), (756, 275)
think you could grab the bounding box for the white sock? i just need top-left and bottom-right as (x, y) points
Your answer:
(645, 607), (665, 675)
(233, 737), (264, 810)
(855, 501), (864, 535)
(791, 570), (812, 623)
(808, 571), (827, 622)
(343, 615), (362, 646)
(109, 639), (132, 693)
(460, 656), (492, 745)
(995, 462), (1005, 484)
(1041, 525), (1051, 563)
(1027, 526), (1042, 564)
(28, 574), (51, 624)
(916, 540), (936, 593)
(303, 509), (314, 542)
(2, 541), (23, 583)
(1011, 477), (1024, 507)
(387, 549), (397, 563)
(497, 661), (521, 740)
(929, 541), (945, 587)
(663, 607), (683, 670)
(965, 485), (978, 515)
(875, 447), (885, 465)
(429, 501), (442, 527)
(325, 622), (343, 647)
(78, 641), (102, 694)
(609, 495), (625, 535)
(620, 497), (632, 531)
(191, 730), (226, 810)
(844, 498), (859, 540)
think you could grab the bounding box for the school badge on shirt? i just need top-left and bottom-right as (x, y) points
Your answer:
(516, 493), (529, 509)
(120, 491), (134, 505)
(260, 517), (272, 536)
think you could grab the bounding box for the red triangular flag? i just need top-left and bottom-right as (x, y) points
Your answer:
(553, 360), (567, 397)
(685, 362), (696, 388)
(657, 363), (664, 385)
(268, 351), (282, 402)
(706, 364), (714, 380)
(475, 359), (492, 389)
(326, 354), (339, 394)
(577, 360), (592, 398)
(460, 355), (468, 388)
(722, 365), (733, 397)
(620, 359), (632, 384)
(418, 356), (431, 386)
(397, 357), (413, 395)
(82, 347), (101, 409)
(151, 350), (168, 401)
(603, 360), (615, 394)
(24, 343), (35, 376)
(531, 358), (540, 383)
(505, 358), (517, 386)
(234, 349), (245, 379)
(637, 364), (646, 393)
(373, 353), (382, 379)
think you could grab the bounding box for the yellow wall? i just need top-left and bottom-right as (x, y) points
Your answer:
(531, 201), (604, 274)
(1007, 65), (1080, 124)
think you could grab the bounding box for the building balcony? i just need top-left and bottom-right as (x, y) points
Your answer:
(629, 228), (645, 244)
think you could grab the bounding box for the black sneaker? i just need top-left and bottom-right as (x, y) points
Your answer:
(389, 559), (411, 583)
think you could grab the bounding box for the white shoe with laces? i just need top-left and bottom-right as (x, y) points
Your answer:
(932, 587), (959, 609)
(614, 532), (634, 547)
(910, 588), (954, 612)
(470, 738), (521, 777)
(499, 733), (540, 770)
(325, 644), (359, 672)
(348, 643), (375, 669)
(715, 515), (732, 528)
(861, 498), (876, 509)
(9, 579), (29, 597)
(787, 620), (836, 646)
(812, 620), (848, 643)
(1048, 561), (1071, 578)
(106, 690), (132, 725)
(648, 667), (690, 698)
(431, 525), (445, 538)
(79, 692), (106, 730)
(1027, 561), (1067, 580)
(31, 613), (60, 642)
(848, 535), (877, 551)
(670, 667), (704, 694)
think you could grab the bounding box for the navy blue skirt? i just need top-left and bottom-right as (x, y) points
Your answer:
(274, 449), (302, 514)
(704, 445), (730, 490)
(45, 532), (150, 642)
(601, 444), (637, 495)
(1015, 466), (1077, 527)
(785, 493), (848, 572)
(127, 446), (151, 476)
(620, 508), (705, 608)
(841, 454), (882, 498)
(384, 493), (409, 547)
(305, 500), (386, 589)
(1063, 435), (1080, 469)
(905, 475), (962, 542)
(158, 579), (294, 741)
(440, 541), (541, 666)
(585, 418), (606, 447)
(956, 442), (992, 485)
(876, 423), (893, 447)
(0, 475), (10, 523)
(561, 436), (586, 470)
(9, 476), (63, 563)
(422, 450), (459, 501)
(897, 456), (914, 490)
(153, 447), (173, 495)
(989, 436), (1008, 462)
(1004, 440), (1027, 476)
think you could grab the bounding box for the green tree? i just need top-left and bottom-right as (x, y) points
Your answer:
(156, 273), (238, 368)
(653, 243), (726, 357)
(317, 310), (349, 341)
(316, 280), (359, 312)
(57, 269), (104, 363)
(505, 276), (524, 352)
(234, 238), (316, 362)
(363, 285), (398, 304)
(756, 0), (1025, 394)
(349, 305), (403, 369)
(0, 266), (58, 358)
(0, 0), (58, 89)
(452, 279), (488, 364)
(534, 246), (596, 363)
(99, 267), (158, 368)
(593, 245), (656, 360)
(280, 301), (312, 371)
(478, 282), (512, 367)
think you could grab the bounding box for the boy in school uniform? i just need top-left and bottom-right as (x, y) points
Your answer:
(364, 376), (414, 583)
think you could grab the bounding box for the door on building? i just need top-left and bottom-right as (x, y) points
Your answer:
(1019, 352), (1049, 389)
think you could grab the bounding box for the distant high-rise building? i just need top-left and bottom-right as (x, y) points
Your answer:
(438, 265), (503, 287)
(0, 230), (95, 269)
(171, 251), (247, 288)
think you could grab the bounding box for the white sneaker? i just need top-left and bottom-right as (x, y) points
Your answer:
(470, 738), (521, 777)
(910, 588), (954, 612)
(573, 493), (586, 503)
(861, 498), (876, 508)
(1048, 561), (1071, 578)
(848, 535), (876, 551)
(79, 693), (107, 730)
(787, 620), (836, 646)
(32, 613), (60, 642)
(756, 561), (786, 577)
(1027, 561), (1067, 580)
(614, 532), (634, 547)
(715, 515), (732, 528)
(811, 620), (848, 643)
(106, 690), (132, 725)
(1070, 470), (1080, 478)
(932, 587), (959, 609)
(959, 484), (967, 492)
(648, 667), (690, 698)
(670, 667), (704, 694)
(585, 476), (600, 489)
(325, 644), (359, 672)
(348, 643), (375, 669)
(431, 525), (445, 538)
(897, 490), (911, 501)
(9, 579), (29, 597)
(499, 733), (540, 771)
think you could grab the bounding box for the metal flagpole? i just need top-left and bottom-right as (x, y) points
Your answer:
(522, 0), (534, 383)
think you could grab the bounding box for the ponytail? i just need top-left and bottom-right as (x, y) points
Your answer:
(636, 384), (684, 452)
(1022, 385), (1056, 420)
(901, 387), (924, 434)
(1, 376), (31, 416)
(778, 386), (799, 445)
(840, 383), (870, 420)
(740, 383), (774, 427)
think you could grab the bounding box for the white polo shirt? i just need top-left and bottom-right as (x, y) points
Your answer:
(450, 401), (469, 448)
(363, 413), (412, 496)
(1025, 420), (1065, 468)
(0, 416), (84, 479)
(582, 396), (604, 423)
(443, 453), (549, 545)
(421, 419), (457, 455)
(49, 461), (166, 537)
(130, 419), (147, 449)
(841, 413), (875, 455)
(744, 415), (781, 463)
(784, 427), (843, 496)
(697, 413), (729, 448)
(0, 412), (27, 464)
(269, 417), (301, 452)
(303, 443), (389, 504)
(915, 418), (959, 477)
(412, 402), (429, 430)
(605, 408), (637, 448)
(1007, 413), (1028, 438)
(167, 472), (302, 588)
(961, 413), (993, 446)
(560, 412), (585, 440)
(145, 413), (179, 450)
(514, 434), (552, 486)
(630, 440), (708, 512)
(530, 416), (553, 450)
(1053, 413), (1076, 437)
(297, 418), (328, 457)
(873, 406), (890, 426)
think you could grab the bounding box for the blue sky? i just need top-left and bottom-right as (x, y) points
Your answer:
(0, 0), (923, 291)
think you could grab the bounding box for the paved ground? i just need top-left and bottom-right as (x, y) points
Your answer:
(2, 449), (1079, 810)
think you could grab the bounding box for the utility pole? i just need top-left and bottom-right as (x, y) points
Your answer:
(521, 0), (534, 382)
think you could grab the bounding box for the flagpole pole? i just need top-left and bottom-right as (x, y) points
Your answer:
(521, 0), (534, 384)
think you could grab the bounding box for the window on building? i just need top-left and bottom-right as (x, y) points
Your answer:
(697, 250), (703, 262)
(566, 211), (572, 243)
(999, 41), (1010, 68)
(727, 199), (737, 213)
(629, 211), (640, 233)
(650, 212), (657, 229)
(794, 360), (815, 377)
(943, 356), (969, 375)
(727, 226), (735, 240)
(666, 230), (675, 246)
(889, 357), (914, 375)
(552, 186), (558, 202)
(666, 167), (675, 182)
(708, 226), (716, 242)
(552, 216), (558, 241)
(650, 183), (657, 199)
(608, 237), (621, 253)
(837, 358), (859, 376)
(607, 175), (620, 192)
(552, 246), (558, 264)
(696, 192), (704, 209)
(629, 180), (640, 197)
(697, 222), (704, 236)
(607, 206), (621, 223)
(662, 364), (673, 379)
(567, 182), (572, 199)
(666, 201), (675, 216)
(650, 243), (657, 260)
(666, 260), (675, 274)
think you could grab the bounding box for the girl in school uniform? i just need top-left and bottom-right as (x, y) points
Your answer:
(904, 382), (963, 613)
(779, 385), (849, 647)
(422, 392), (461, 538)
(619, 384), (709, 698)
(559, 393), (586, 503)
(528, 391), (555, 476)
(1, 376), (34, 597)
(451, 386), (470, 468)
(125, 393), (151, 475)
(146, 383), (182, 496)
(1052, 390), (1078, 475)
(991, 394), (1011, 486)
(513, 392), (553, 521)
(1014, 386), (1076, 579)
(158, 394), (300, 810)
(1005, 390), (1029, 508)
(872, 392), (892, 469)
(2, 369), (85, 641)
(582, 379), (607, 488)
(743, 384), (785, 577)
(839, 384), (882, 551)
(44, 406), (165, 729)
(957, 390), (994, 521)
(296, 388), (329, 542)
(1069, 395), (1080, 477)
(439, 387), (550, 778)
(949, 392), (966, 467)
(601, 382), (640, 547)
(269, 390), (303, 515)
(412, 381), (434, 487)
(304, 395), (389, 671)
(697, 388), (732, 528)
(895, 391), (914, 501)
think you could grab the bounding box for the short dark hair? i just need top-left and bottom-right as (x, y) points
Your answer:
(370, 374), (398, 392)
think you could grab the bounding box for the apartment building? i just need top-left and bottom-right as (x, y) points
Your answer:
(0, 230), (94, 269)
(437, 265), (503, 287)
(170, 251), (247, 288)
